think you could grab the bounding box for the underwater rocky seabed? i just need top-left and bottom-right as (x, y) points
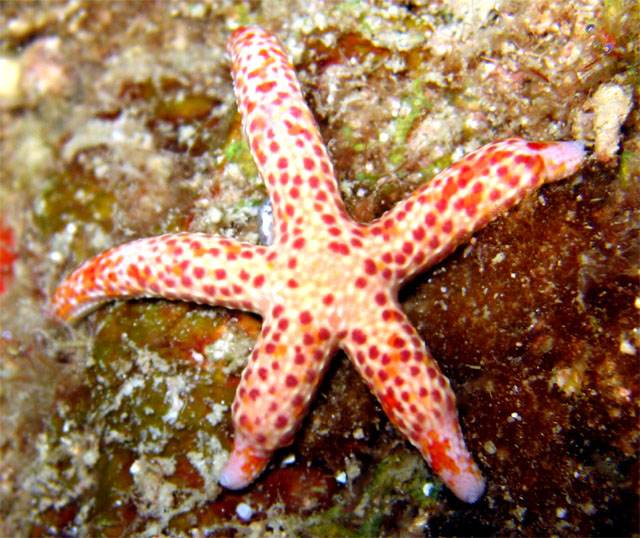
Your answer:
(0, 0), (638, 536)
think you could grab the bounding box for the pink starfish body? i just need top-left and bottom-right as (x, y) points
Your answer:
(52, 26), (585, 503)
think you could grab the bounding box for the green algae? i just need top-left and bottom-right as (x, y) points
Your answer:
(619, 150), (640, 189)
(358, 450), (439, 536)
(61, 301), (258, 533)
(390, 79), (430, 169)
(305, 449), (439, 537)
(35, 166), (116, 239)
(420, 153), (455, 179)
(155, 94), (217, 123)
(223, 122), (260, 185)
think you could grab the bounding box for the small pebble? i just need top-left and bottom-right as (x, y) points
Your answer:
(258, 198), (274, 246)
(236, 502), (254, 521)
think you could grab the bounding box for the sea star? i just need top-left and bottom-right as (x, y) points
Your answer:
(52, 26), (585, 503)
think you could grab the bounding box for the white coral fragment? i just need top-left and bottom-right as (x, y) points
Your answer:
(591, 83), (633, 163)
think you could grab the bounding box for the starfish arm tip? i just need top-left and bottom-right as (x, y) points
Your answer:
(539, 140), (586, 181)
(448, 467), (486, 504)
(50, 275), (105, 322)
(219, 435), (271, 490)
(50, 297), (100, 322)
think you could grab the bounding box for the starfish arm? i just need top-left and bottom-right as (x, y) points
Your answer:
(227, 26), (351, 237)
(52, 233), (271, 321)
(369, 138), (585, 283)
(342, 298), (485, 503)
(219, 306), (339, 489)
